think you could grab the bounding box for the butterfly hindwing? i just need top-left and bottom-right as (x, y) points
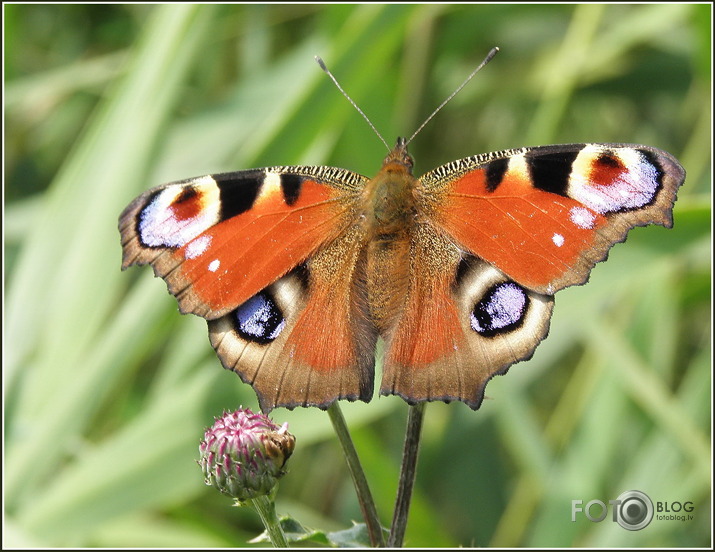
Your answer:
(378, 218), (554, 409)
(208, 224), (378, 411)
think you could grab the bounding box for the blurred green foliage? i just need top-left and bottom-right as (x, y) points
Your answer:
(4, 4), (711, 548)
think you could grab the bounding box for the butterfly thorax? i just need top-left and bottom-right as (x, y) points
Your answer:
(362, 138), (417, 238)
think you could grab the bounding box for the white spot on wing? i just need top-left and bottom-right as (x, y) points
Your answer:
(569, 206), (596, 229)
(552, 233), (565, 247)
(185, 234), (212, 259)
(208, 259), (220, 272)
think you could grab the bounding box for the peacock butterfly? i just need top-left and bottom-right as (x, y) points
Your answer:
(119, 51), (685, 412)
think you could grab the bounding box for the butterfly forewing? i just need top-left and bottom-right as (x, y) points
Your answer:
(119, 166), (367, 318)
(420, 143), (685, 295)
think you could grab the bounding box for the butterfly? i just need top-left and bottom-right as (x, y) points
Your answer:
(119, 57), (685, 413)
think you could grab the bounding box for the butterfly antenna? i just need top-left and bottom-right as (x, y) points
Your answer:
(315, 56), (391, 152)
(406, 47), (499, 145)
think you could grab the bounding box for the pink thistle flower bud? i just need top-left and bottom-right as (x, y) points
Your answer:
(199, 408), (295, 501)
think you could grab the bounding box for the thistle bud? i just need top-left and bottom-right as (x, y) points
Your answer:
(199, 408), (295, 502)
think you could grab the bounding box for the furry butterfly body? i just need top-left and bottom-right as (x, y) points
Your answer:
(120, 139), (684, 411)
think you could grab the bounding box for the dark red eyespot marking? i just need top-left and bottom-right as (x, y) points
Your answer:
(590, 153), (627, 188)
(171, 187), (201, 220)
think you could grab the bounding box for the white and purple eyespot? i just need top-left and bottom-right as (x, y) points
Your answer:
(138, 177), (220, 248)
(234, 291), (286, 344)
(568, 147), (660, 215)
(471, 282), (529, 337)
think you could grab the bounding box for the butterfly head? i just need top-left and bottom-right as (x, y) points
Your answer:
(381, 137), (414, 174)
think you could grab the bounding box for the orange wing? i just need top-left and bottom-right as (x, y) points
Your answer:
(120, 165), (378, 410)
(209, 224), (378, 411)
(379, 222), (554, 409)
(379, 143), (684, 409)
(120, 166), (366, 317)
(421, 144), (684, 294)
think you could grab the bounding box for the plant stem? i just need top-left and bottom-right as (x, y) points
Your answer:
(248, 494), (289, 547)
(387, 402), (426, 547)
(327, 402), (385, 547)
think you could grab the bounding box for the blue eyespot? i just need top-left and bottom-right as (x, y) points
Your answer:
(471, 282), (528, 337)
(235, 292), (285, 344)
